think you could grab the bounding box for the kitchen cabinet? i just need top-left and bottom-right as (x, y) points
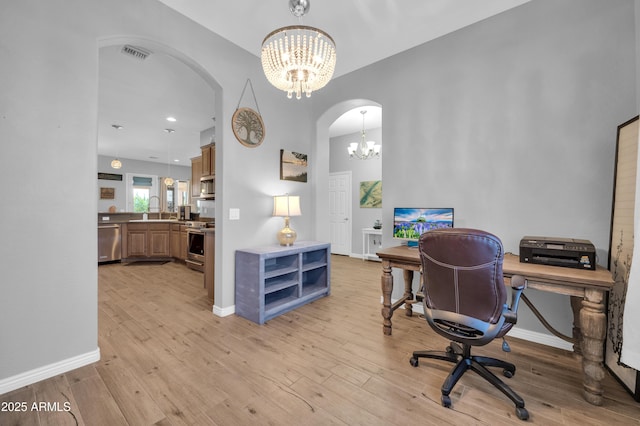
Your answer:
(180, 229), (187, 260)
(235, 241), (331, 324)
(191, 156), (202, 198)
(149, 224), (170, 257)
(201, 143), (215, 177)
(170, 223), (188, 260)
(126, 223), (148, 258)
(123, 222), (172, 261)
(205, 230), (215, 303)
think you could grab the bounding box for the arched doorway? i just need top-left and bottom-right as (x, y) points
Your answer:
(314, 100), (383, 257)
(96, 36), (223, 305)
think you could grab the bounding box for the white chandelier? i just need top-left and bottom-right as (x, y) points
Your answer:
(348, 111), (381, 160)
(261, 0), (336, 99)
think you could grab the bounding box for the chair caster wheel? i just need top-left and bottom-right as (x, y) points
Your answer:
(441, 395), (451, 408)
(409, 356), (419, 367)
(445, 346), (454, 353)
(516, 407), (529, 420)
(503, 369), (514, 378)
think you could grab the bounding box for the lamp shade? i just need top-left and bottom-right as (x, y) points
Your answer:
(273, 195), (301, 217)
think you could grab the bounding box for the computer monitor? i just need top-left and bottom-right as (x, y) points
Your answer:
(393, 207), (454, 243)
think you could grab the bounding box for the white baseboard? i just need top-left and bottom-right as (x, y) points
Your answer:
(0, 348), (100, 395)
(213, 304), (235, 317)
(507, 327), (574, 351)
(393, 299), (574, 352)
(349, 253), (381, 261)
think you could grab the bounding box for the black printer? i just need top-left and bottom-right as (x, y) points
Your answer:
(519, 236), (596, 270)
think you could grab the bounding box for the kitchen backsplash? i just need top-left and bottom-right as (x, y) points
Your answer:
(198, 199), (215, 218)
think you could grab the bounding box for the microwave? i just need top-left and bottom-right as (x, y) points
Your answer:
(200, 175), (215, 199)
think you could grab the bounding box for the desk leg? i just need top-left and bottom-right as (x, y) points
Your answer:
(580, 289), (607, 405)
(381, 260), (393, 335)
(570, 296), (583, 357)
(403, 270), (414, 317)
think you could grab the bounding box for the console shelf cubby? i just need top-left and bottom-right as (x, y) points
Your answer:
(235, 241), (331, 324)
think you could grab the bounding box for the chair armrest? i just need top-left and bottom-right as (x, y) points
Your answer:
(504, 275), (527, 323)
(510, 274), (526, 290)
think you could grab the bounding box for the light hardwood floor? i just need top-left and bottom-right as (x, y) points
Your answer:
(2, 255), (639, 425)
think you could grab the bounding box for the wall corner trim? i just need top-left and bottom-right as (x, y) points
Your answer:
(0, 348), (100, 395)
(213, 304), (235, 317)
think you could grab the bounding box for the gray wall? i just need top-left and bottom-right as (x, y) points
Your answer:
(313, 0), (637, 338)
(0, 0), (637, 390)
(97, 155), (191, 212)
(0, 0), (313, 388)
(330, 127), (383, 255)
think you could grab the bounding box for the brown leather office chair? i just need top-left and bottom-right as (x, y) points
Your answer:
(410, 228), (529, 421)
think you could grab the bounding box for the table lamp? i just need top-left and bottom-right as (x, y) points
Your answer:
(273, 194), (301, 246)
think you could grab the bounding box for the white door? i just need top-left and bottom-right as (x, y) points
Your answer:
(329, 172), (352, 255)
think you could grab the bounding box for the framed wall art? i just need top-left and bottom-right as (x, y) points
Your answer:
(606, 115), (640, 401)
(360, 180), (382, 208)
(100, 187), (115, 200)
(280, 149), (307, 182)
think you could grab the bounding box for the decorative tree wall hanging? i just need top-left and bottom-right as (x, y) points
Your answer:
(232, 79), (265, 148)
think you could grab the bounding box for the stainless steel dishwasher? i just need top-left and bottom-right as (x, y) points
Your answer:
(98, 224), (121, 263)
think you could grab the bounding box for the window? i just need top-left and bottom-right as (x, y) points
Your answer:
(126, 173), (158, 212)
(133, 187), (150, 212)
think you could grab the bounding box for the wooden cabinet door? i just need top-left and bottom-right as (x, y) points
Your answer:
(191, 156), (202, 198)
(201, 145), (212, 176)
(201, 144), (215, 176)
(127, 229), (147, 257)
(180, 230), (188, 260)
(149, 225), (170, 257)
(208, 145), (216, 175)
(170, 225), (181, 259)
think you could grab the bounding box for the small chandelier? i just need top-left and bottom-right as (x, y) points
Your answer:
(261, 0), (336, 99)
(348, 111), (381, 160)
(164, 129), (174, 186)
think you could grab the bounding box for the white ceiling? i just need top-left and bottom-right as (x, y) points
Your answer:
(98, 0), (530, 166)
(156, 0), (530, 79)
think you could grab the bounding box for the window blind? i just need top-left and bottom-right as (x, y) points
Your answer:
(132, 176), (153, 187)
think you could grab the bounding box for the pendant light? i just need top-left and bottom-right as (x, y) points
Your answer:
(347, 111), (381, 160)
(261, 0), (336, 99)
(164, 128), (174, 186)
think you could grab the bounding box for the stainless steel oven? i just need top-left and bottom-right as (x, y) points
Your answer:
(185, 222), (206, 272)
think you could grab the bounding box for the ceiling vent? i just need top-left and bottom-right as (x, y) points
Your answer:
(121, 45), (151, 60)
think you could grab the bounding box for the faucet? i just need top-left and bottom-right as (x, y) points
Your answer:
(148, 195), (161, 213)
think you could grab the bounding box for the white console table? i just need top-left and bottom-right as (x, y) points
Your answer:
(362, 228), (383, 261)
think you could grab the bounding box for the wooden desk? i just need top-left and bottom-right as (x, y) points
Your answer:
(376, 246), (614, 406)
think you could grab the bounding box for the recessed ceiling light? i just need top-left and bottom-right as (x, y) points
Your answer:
(164, 128), (175, 133)
(111, 124), (123, 130)
(174, 159), (180, 162)
(166, 116), (177, 122)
